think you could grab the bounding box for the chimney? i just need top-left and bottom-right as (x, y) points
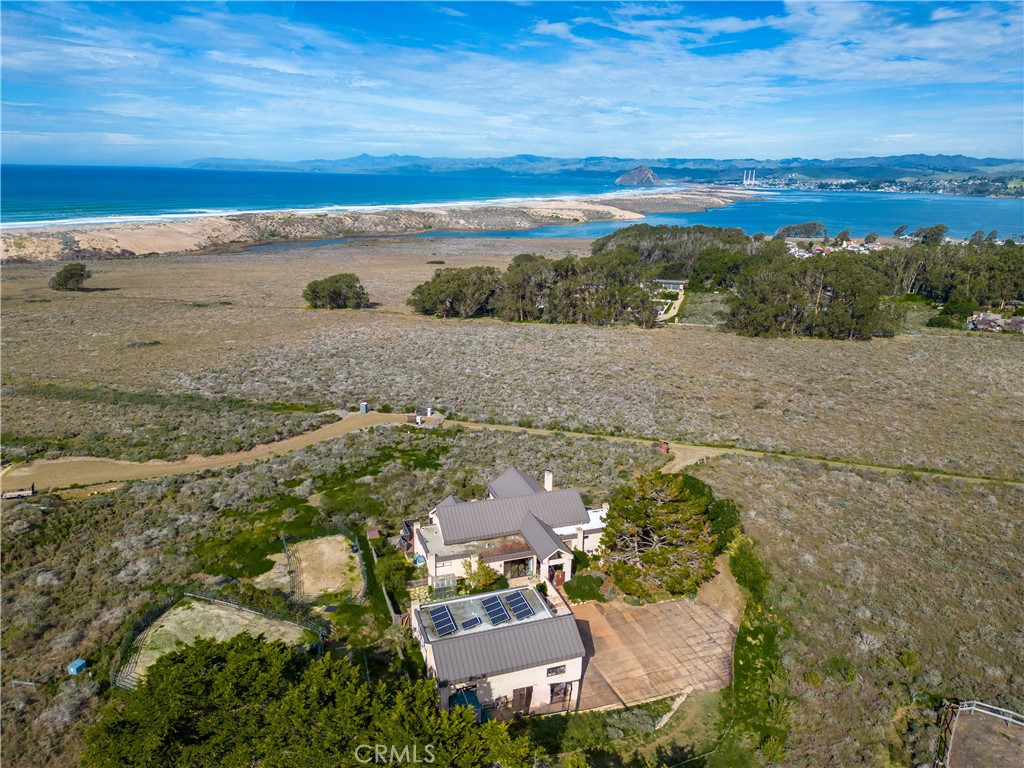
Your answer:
(543, 470), (554, 492)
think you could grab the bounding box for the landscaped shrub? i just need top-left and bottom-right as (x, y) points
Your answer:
(571, 548), (591, 571)
(562, 574), (606, 604)
(728, 537), (771, 605)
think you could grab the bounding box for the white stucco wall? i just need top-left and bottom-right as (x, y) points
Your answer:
(438, 655), (584, 713)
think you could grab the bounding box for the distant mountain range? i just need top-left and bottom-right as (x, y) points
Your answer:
(186, 153), (1023, 182)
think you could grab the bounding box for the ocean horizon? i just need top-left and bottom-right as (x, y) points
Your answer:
(2, 164), (1022, 241)
(0, 164), (626, 228)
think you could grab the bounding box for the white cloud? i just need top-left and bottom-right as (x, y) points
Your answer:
(1, 1), (1020, 162)
(531, 20), (580, 42)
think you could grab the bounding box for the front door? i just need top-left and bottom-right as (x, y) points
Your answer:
(549, 564), (566, 586)
(511, 686), (533, 714)
(550, 682), (572, 705)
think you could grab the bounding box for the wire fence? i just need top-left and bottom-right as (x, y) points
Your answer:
(938, 699), (1024, 768)
(110, 587), (330, 691)
(337, 522), (367, 602)
(110, 592), (182, 690)
(281, 534), (303, 598)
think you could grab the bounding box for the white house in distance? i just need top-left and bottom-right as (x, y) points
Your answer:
(411, 584), (585, 718)
(410, 468), (606, 587)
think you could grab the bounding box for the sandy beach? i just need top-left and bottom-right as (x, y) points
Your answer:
(0, 186), (753, 263)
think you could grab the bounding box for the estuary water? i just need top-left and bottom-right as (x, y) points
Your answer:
(2, 164), (1022, 241)
(420, 189), (1024, 241)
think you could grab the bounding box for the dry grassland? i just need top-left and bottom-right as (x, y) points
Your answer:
(3, 237), (1021, 481)
(691, 455), (1024, 766)
(132, 599), (308, 678)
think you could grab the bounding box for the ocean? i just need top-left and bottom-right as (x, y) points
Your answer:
(2, 164), (1022, 241)
(0, 164), (617, 227)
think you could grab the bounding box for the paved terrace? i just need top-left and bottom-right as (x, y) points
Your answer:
(572, 595), (739, 711)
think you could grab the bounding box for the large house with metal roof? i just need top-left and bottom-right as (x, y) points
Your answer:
(410, 468), (606, 587)
(411, 584), (585, 718)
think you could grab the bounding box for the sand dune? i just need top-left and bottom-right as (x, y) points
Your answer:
(1, 186), (752, 263)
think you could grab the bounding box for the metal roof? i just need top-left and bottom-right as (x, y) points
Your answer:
(434, 489), (588, 546)
(519, 514), (573, 561)
(430, 614), (584, 683)
(437, 494), (463, 508)
(487, 467), (545, 499)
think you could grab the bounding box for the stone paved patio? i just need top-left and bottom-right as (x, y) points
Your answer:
(572, 596), (738, 711)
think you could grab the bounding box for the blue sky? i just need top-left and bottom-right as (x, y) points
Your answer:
(2, 1), (1021, 164)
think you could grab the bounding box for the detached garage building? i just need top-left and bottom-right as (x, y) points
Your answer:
(412, 585), (585, 719)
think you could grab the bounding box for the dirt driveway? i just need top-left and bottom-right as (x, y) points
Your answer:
(572, 588), (739, 711)
(0, 411), (430, 490)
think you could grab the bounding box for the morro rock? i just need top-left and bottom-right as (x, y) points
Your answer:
(614, 165), (664, 186)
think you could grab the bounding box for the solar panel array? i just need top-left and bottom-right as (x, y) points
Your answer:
(481, 595), (510, 625)
(505, 590), (535, 620)
(429, 605), (457, 636)
(428, 589), (543, 638)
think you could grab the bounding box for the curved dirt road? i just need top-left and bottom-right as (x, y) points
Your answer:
(3, 414), (1018, 493)
(0, 411), (416, 491)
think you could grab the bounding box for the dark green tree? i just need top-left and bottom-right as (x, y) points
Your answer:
(893, 224), (909, 238)
(407, 266), (502, 318)
(913, 223), (949, 246)
(724, 256), (806, 337)
(303, 273), (370, 309)
(374, 552), (412, 595)
(726, 253), (903, 339)
(774, 221), (827, 239)
(82, 634), (305, 767)
(49, 262), (92, 291)
(84, 634), (536, 768)
(864, 232), (878, 244)
(495, 253), (550, 322)
(801, 252), (901, 340)
(601, 472), (718, 599)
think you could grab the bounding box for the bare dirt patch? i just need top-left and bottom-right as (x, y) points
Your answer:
(251, 536), (362, 599)
(291, 535), (362, 598)
(251, 553), (290, 592)
(132, 599), (307, 679)
(947, 710), (1024, 768)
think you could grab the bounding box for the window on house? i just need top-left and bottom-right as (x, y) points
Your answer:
(546, 665), (566, 677)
